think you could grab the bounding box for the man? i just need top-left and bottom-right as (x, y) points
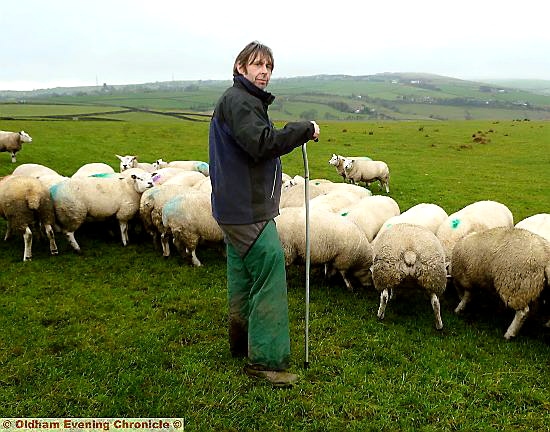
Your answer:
(208, 41), (320, 387)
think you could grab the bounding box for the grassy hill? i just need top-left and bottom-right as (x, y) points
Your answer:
(1, 73), (550, 122)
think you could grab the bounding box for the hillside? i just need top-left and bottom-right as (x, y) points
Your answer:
(1, 73), (550, 122)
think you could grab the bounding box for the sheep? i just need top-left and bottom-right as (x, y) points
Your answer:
(340, 195), (400, 242)
(160, 190), (223, 266)
(153, 159), (209, 176)
(451, 227), (550, 339)
(343, 158), (390, 193)
(12, 163), (58, 178)
(515, 213), (550, 243)
(193, 176), (212, 194)
(328, 154), (372, 182)
(139, 183), (194, 248)
(0, 130), (32, 163)
(276, 207), (373, 292)
(116, 154), (155, 172)
(436, 200), (514, 264)
(279, 182), (326, 208)
(372, 223), (447, 330)
(50, 173), (154, 252)
(11, 163), (68, 189)
(161, 170), (206, 187)
(0, 176), (58, 261)
(149, 167), (189, 186)
(72, 162), (115, 178)
(308, 190), (359, 213)
(376, 203), (448, 239)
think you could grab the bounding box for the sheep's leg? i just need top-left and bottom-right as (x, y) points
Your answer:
(160, 232), (171, 257)
(431, 293), (443, 330)
(119, 222), (129, 246)
(4, 220), (11, 240)
(384, 179), (390, 193)
(23, 227), (32, 261)
(339, 270), (354, 292)
(504, 306), (529, 340)
(190, 249), (202, 267)
(44, 224), (58, 255)
(65, 232), (81, 253)
(454, 290), (471, 314)
(10, 152), (16, 163)
(377, 289), (390, 320)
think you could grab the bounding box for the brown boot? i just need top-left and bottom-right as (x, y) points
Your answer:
(244, 364), (298, 388)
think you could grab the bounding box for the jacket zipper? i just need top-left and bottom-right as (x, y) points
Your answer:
(270, 163), (277, 199)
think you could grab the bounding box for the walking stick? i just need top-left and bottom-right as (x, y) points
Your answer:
(302, 143), (311, 369)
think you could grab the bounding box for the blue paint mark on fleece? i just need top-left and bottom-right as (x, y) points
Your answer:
(451, 218), (461, 229)
(91, 172), (115, 178)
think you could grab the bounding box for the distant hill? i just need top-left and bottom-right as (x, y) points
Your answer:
(1, 73), (550, 121)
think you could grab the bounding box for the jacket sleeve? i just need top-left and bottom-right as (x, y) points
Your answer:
(226, 96), (314, 162)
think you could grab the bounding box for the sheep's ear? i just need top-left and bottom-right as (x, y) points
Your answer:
(116, 154), (123, 160)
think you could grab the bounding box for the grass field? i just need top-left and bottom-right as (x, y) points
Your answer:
(1, 115), (550, 430)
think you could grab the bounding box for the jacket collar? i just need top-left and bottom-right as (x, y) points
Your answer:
(233, 75), (275, 105)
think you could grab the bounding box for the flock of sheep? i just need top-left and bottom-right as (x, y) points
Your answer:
(1, 135), (550, 341)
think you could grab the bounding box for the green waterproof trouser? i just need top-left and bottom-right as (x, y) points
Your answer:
(226, 220), (291, 370)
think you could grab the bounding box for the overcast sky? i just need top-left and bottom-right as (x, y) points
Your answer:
(2, 0), (550, 91)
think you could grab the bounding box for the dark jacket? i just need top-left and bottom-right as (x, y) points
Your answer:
(209, 75), (314, 225)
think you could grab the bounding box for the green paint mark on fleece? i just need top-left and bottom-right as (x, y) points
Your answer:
(451, 218), (460, 229)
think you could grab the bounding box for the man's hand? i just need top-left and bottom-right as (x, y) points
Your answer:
(311, 121), (320, 141)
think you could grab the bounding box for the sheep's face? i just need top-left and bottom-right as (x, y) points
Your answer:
(131, 173), (155, 193)
(116, 154), (138, 171)
(153, 159), (166, 170)
(328, 154), (339, 166)
(19, 131), (32, 143)
(343, 159), (353, 171)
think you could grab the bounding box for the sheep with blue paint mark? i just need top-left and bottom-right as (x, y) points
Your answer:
(153, 159), (209, 176)
(50, 173), (154, 252)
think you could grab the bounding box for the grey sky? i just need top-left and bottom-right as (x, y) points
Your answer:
(2, 0), (550, 91)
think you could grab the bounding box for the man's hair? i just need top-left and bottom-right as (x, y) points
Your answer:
(233, 41), (274, 76)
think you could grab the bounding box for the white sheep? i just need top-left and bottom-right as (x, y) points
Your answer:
(372, 223), (447, 330)
(515, 213), (550, 243)
(153, 159), (209, 176)
(0, 175), (58, 261)
(116, 154), (155, 172)
(0, 130), (33, 163)
(343, 158), (390, 193)
(72, 162), (115, 177)
(50, 173), (154, 252)
(308, 190), (358, 213)
(276, 207), (373, 292)
(279, 182), (326, 208)
(436, 200), (514, 263)
(161, 170), (206, 187)
(451, 227), (550, 339)
(139, 183), (194, 248)
(340, 195), (400, 242)
(376, 203), (448, 239)
(193, 176), (213, 194)
(11, 163), (68, 189)
(150, 167), (189, 186)
(160, 190), (223, 266)
(328, 154), (372, 182)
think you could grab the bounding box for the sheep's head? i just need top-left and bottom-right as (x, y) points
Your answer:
(343, 158), (353, 171)
(328, 154), (339, 166)
(19, 131), (32, 143)
(116, 154), (138, 172)
(130, 173), (155, 193)
(153, 159), (168, 170)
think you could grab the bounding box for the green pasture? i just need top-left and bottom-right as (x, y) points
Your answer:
(1, 115), (550, 430)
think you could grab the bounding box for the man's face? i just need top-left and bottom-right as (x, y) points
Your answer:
(237, 55), (272, 90)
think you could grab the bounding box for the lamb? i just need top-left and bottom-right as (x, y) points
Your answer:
(435, 200), (514, 264)
(340, 195), (400, 242)
(451, 227), (550, 339)
(343, 158), (390, 193)
(160, 190), (223, 266)
(372, 223), (447, 330)
(328, 154), (372, 182)
(50, 173), (154, 252)
(116, 154), (155, 172)
(72, 162), (115, 177)
(276, 207), (373, 291)
(0, 130), (33, 163)
(515, 213), (550, 243)
(376, 203), (448, 239)
(0, 175), (58, 261)
(153, 159), (209, 176)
